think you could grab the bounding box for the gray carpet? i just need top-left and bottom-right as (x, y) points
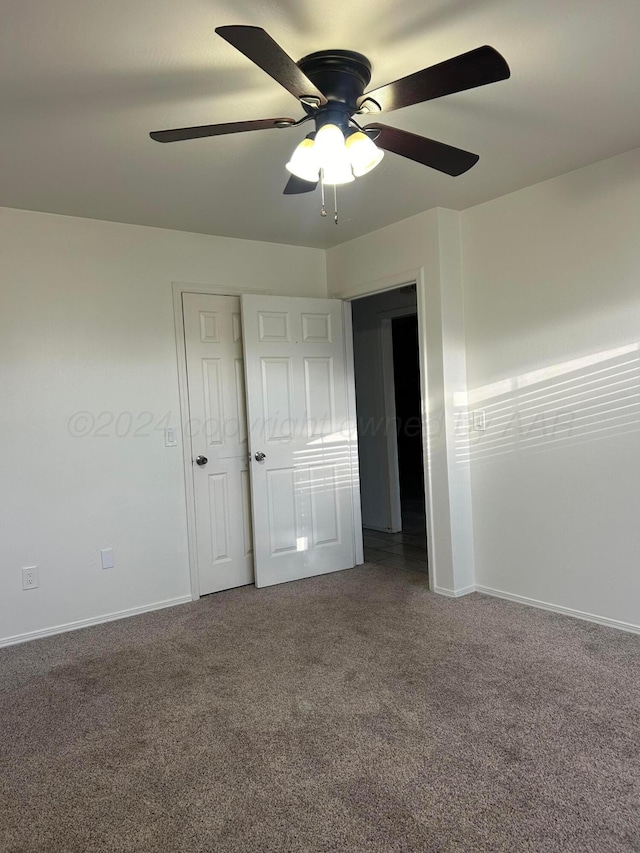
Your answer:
(1, 564), (639, 853)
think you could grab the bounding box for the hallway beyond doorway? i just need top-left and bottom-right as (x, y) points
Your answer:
(363, 498), (428, 574)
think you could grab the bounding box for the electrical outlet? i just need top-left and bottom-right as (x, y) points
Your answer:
(22, 566), (39, 590)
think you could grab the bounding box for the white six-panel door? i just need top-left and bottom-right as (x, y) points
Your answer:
(183, 293), (253, 594)
(241, 295), (356, 587)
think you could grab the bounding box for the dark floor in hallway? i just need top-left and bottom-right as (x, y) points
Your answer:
(363, 499), (428, 574)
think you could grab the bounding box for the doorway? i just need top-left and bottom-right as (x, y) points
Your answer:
(350, 285), (428, 577)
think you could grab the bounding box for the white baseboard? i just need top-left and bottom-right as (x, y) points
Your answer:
(434, 584), (475, 598)
(0, 595), (193, 649)
(363, 524), (401, 534)
(475, 585), (640, 635)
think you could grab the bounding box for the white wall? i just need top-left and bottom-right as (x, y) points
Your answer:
(352, 287), (418, 531)
(0, 206), (326, 645)
(6, 147), (636, 645)
(327, 208), (475, 596)
(462, 147), (640, 629)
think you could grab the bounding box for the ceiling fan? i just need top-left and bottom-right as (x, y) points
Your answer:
(150, 26), (510, 204)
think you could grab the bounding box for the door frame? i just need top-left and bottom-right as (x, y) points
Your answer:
(378, 304), (420, 533)
(331, 268), (435, 592)
(173, 283), (364, 600)
(172, 281), (269, 600)
(342, 302), (365, 566)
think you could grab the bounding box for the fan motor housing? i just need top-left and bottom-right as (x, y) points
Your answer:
(297, 50), (372, 110)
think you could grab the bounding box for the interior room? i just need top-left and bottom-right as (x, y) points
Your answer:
(1, 2), (639, 851)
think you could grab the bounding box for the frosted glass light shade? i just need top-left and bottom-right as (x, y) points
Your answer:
(285, 136), (320, 183)
(314, 124), (354, 185)
(346, 131), (384, 176)
(321, 163), (355, 185)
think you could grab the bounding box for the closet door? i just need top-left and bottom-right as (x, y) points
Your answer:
(242, 295), (356, 587)
(184, 293), (253, 594)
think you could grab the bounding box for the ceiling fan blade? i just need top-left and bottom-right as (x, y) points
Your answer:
(150, 117), (296, 143)
(283, 175), (318, 195)
(216, 25), (327, 106)
(358, 46), (510, 113)
(366, 123), (479, 176)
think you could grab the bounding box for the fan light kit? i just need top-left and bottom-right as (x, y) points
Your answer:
(286, 127), (384, 184)
(151, 26), (510, 224)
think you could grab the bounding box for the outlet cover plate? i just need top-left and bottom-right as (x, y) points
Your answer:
(100, 548), (114, 570)
(164, 427), (178, 447)
(22, 566), (39, 590)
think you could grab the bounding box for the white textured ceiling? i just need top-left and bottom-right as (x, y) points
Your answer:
(1, 0), (640, 249)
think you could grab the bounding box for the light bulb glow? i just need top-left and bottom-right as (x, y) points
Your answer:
(286, 136), (320, 183)
(314, 124), (354, 185)
(286, 124), (381, 187)
(321, 163), (355, 185)
(346, 131), (384, 176)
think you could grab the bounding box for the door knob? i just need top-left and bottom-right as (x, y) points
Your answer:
(254, 452), (266, 462)
(195, 455), (208, 466)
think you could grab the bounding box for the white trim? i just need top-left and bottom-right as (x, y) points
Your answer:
(414, 268), (437, 597)
(342, 302), (364, 566)
(330, 268), (422, 301)
(0, 596), (192, 648)
(475, 585), (640, 635)
(338, 267), (435, 594)
(172, 281), (269, 601)
(434, 585), (476, 598)
(172, 281), (271, 298)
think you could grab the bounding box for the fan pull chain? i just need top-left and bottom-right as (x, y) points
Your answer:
(318, 171), (338, 224)
(320, 170), (327, 218)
